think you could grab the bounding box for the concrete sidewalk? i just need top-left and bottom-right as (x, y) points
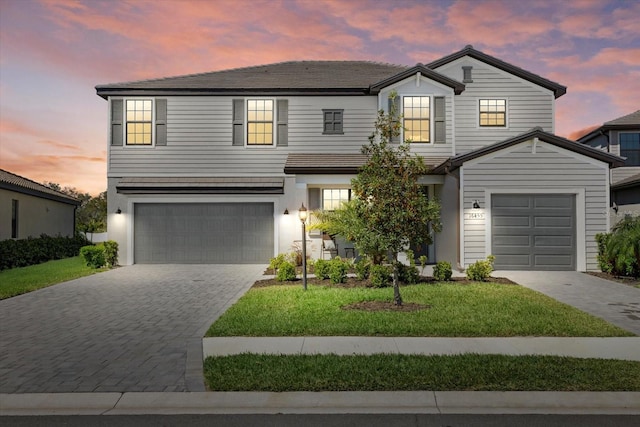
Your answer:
(2, 391), (640, 415)
(202, 336), (640, 361)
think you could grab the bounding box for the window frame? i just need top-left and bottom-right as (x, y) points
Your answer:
(246, 98), (276, 147)
(321, 188), (351, 211)
(619, 131), (640, 166)
(11, 199), (18, 239)
(322, 109), (344, 135)
(478, 98), (507, 128)
(124, 98), (155, 146)
(402, 95), (432, 144)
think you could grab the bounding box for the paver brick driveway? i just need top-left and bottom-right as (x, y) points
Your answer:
(0, 264), (264, 393)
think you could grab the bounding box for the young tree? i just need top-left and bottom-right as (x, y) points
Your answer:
(315, 93), (441, 304)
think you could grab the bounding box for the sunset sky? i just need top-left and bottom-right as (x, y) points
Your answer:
(1, 0), (639, 195)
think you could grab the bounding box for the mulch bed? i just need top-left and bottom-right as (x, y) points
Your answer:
(586, 272), (640, 288)
(252, 275), (517, 288)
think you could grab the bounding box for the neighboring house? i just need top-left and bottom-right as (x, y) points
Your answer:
(96, 45), (623, 271)
(577, 111), (640, 226)
(0, 169), (81, 240)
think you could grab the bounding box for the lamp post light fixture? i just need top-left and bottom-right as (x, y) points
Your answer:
(298, 203), (308, 291)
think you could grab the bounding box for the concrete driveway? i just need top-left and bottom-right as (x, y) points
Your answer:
(496, 270), (640, 335)
(0, 264), (264, 393)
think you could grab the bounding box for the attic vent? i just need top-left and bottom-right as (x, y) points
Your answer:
(462, 66), (473, 83)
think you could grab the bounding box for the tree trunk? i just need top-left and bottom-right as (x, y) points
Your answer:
(392, 251), (403, 305)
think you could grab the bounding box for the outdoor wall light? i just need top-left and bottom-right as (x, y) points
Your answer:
(283, 208), (289, 215)
(298, 203), (308, 291)
(472, 200), (481, 209)
(116, 207), (122, 214)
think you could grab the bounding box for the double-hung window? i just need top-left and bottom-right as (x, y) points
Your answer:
(322, 189), (350, 211)
(479, 99), (506, 127)
(620, 132), (640, 166)
(403, 96), (430, 143)
(126, 99), (153, 145)
(247, 99), (274, 145)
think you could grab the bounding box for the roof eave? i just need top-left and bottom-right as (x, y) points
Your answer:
(370, 65), (465, 95)
(95, 87), (372, 100)
(427, 46), (567, 99)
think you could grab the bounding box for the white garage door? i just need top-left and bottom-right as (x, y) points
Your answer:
(134, 203), (273, 264)
(491, 194), (576, 270)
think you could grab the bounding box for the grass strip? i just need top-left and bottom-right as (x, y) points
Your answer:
(204, 353), (640, 392)
(206, 283), (633, 337)
(0, 256), (100, 299)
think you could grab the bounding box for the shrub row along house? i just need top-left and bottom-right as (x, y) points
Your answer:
(96, 45), (625, 271)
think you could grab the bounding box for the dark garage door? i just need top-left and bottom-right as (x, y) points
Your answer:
(491, 194), (575, 270)
(134, 203), (273, 264)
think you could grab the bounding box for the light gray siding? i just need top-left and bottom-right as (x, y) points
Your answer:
(108, 96), (379, 177)
(461, 139), (609, 271)
(433, 58), (555, 155)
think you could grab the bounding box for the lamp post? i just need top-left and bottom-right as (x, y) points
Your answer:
(298, 203), (308, 291)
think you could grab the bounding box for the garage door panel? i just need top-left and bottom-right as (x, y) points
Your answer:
(491, 194), (575, 270)
(134, 203), (273, 264)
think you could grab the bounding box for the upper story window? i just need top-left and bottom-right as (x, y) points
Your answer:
(322, 188), (350, 211)
(403, 96), (430, 143)
(620, 132), (640, 166)
(323, 109), (343, 134)
(126, 99), (153, 145)
(247, 99), (274, 145)
(479, 99), (506, 127)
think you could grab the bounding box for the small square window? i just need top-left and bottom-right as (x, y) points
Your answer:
(479, 99), (506, 127)
(323, 109), (343, 134)
(322, 188), (350, 210)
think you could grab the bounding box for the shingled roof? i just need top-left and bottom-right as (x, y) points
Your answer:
(577, 110), (640, 143)
(96, 61), (407, 98)
(0, 169), (81, 205)
(96, 46), (566, 99)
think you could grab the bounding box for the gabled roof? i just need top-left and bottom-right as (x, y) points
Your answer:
(433, 128), (625, 173)
(370, 64), (465, 94)
(577, 110), (640, 143)
(96, 61), (407, 98)
(427, 45), (567, 98)
(0, 169), (81, 205)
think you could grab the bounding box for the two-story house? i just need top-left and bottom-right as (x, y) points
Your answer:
(577, 110), (640, 225)
(96, 45), (623, 271)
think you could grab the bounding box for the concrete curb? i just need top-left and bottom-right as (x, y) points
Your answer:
(203, 337), (640, 361)
(2, 392), (639, 416)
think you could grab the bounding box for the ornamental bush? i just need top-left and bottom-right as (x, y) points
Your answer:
(596, 216), (640, 277)
(466, 255), (495, 281)
(328, 257), (349, 284)
(80, 245), (106, 268)
(103, 240), (119, 267)
(433, 261), (453, 281)
(0, 234), (90, 270)
(275, 261), (297, 282)
(354, 258), (371, 280)
(313, 259), (331, 280)
(370, 264), (391, 288)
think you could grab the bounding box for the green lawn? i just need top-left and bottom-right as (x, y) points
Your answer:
(204, 353), (640, 391)
(206, 282), (633, 337)
(0, 256), (100, 299)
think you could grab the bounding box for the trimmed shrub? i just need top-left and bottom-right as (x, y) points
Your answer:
(269, 253), (287, 273)
(433, 261), (453, 281)
(103, 240), (119, 267)
(329, 257), (349, 284)
(418, 255), (428, 276)
(313, 259), (331, 280)
(466, 255), (495, 281)
(80, 245), (106, 269)
(370, 264), (391, 288)
(354, 258), (371, 280)
(276, 261), (297, 281)
(0, 234), (90, 271)
(596, 216), (640, 277)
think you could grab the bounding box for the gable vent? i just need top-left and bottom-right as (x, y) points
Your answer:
(462, 66), (473, 83)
